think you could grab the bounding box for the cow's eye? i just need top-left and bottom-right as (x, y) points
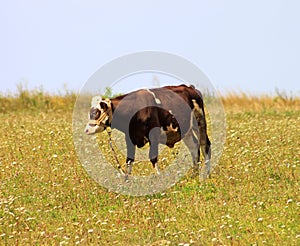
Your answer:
(90, 108), (100, 119)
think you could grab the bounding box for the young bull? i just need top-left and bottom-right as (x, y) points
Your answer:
(84, 84), (211, 178)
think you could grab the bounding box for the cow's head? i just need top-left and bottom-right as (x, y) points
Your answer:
(84, 96), (112, 135)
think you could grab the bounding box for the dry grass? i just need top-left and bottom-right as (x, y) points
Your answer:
(0, 89), (299, 245)
(221, 91), (300, 113)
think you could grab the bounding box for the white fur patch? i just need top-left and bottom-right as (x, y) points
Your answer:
(91, 96), (111, 111)
(146, 89), (161, 104)
(85, 96), (113, 135)
(166, 123), (178, 132)
(192, 99), (203, 116)
(91, 96), (102, 109)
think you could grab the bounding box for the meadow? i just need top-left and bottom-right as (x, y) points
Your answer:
(0, 88), (299, 245)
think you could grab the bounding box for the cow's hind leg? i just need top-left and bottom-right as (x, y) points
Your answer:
(125, 136), (135, 179)
(192, 100), (211, 177)
(149, 127), (161, 175)
(197, 110), (211, 177)
(200, 135), (211, 176)
(183, 130), (200, 177)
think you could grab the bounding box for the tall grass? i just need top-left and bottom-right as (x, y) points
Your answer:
(0, 84), (76, 113)
(1, 86), (299, 113)
(221, 91), (300, 113)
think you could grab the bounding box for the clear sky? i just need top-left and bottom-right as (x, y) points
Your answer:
(1, 0), (299, 95)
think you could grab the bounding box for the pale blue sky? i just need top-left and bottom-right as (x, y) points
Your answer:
(1, 0), (299, 95)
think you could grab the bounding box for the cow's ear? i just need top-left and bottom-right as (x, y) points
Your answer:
(100, 102), (108, 111)
(104, 98), (111, 108)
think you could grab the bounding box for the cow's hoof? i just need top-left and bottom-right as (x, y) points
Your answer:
(199, 169), (211, 180)
(124, 174), (130, 183)
(191, 171), (199, 179)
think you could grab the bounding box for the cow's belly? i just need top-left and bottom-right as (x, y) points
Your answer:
(135, 136), (149, 148)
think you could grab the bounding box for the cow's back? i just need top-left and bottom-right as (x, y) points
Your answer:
(149, 85), (200, 135)
(161, 84), (204, 110)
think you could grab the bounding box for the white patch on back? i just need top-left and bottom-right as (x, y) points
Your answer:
(146, 89), (161, 104)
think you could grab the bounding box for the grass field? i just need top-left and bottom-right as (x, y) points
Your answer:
(0, 89), (299, 245)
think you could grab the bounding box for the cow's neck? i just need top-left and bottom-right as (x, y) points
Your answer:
(109, 98), (128, 133)
(110, 98), (119, 113)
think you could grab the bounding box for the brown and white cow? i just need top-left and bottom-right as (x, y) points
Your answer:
(84, 84), (211, 177)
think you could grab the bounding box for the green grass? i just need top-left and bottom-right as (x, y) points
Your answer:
(0, 92), (299, 245)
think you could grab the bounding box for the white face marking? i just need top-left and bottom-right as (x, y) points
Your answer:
(84, 124), (104, 135)
(91, 96), (102, 110)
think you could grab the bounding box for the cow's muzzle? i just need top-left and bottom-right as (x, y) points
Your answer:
(85, 112), (109, 134)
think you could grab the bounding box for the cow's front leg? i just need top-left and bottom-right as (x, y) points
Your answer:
(149, 127), (161, 175)
(150, 155), (160, 175)
(125, 158), (133, 176)
(125, 136), (135, 177)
